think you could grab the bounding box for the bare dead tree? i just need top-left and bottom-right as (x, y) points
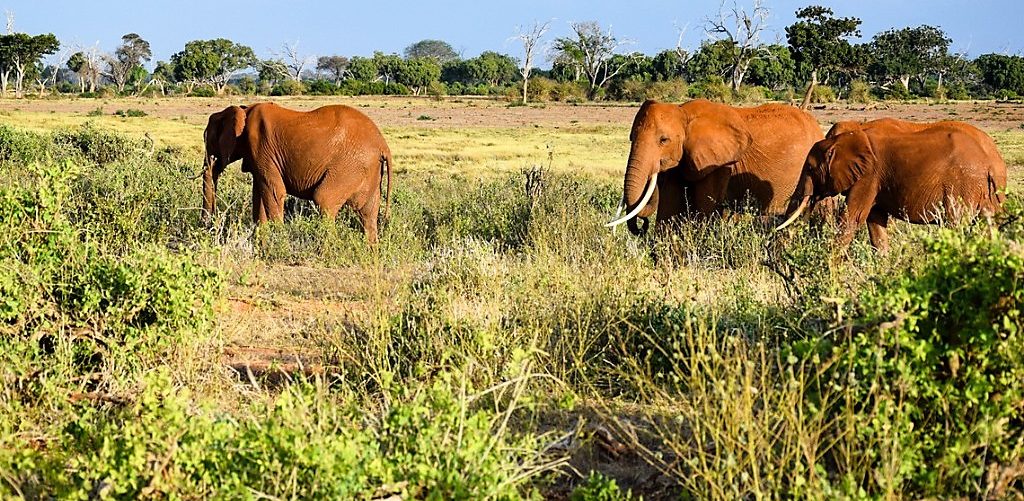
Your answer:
(36, 44), (74, 96)
(510, 20), (551, 103)
(274, 40), (315, 81)
(704, 0), (770, 91)
(5, 10), (13, 34)
(553, 21), (635, 99)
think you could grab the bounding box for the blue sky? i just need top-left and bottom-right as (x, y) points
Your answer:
(4, 0), (1022, 67)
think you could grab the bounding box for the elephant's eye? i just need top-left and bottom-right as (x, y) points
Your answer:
(658, 136), (670, 145)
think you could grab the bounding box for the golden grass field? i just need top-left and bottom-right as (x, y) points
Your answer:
(4, 96), (1023, 183)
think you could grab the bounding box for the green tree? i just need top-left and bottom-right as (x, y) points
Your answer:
(687, 40), (736, 83)
(257, 59), (289, 87)
(66, 51), (87, 93)
(347, 56), (378, 82)
(447, 51), (519, 87)
(745, 44), (796, 89)
(869, 25), (952, 93)
(403, 39), (459, 64)
(0, 32), (59, 97)
(652, 49), (687, 81)
(170, 38), (256, 94)
(974, 54), (1024, 96)
(107, 33), (152, 93)
(785, 5), (861, 108)
(396, 57), (441, 95)
(372, 52), (404, 85)
(149, 60), (175, 95)
(316, 55), (349, 84)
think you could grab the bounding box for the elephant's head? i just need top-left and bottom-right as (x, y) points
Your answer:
(607, 99), (752, 234)
(202, 105), (247, 222)
(778, 130), (877, 229)
(825, 120), (863, 138)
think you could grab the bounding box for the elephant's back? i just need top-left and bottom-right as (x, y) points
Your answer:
(733, 105), (822, 214)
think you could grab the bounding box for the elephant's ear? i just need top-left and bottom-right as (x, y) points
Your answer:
(682, 107), (753, 176)
(217, 106), (247, 164)
(826, 130), (876, 194)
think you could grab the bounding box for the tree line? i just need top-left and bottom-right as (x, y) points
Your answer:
(2, 4), (1024, 103)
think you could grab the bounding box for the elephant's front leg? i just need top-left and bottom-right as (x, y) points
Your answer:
(255, 175), (287, 223)
(867, 209), (890, 253)
(690, 167), (731, 217)
(251, 182), (267, 223)
(836, 177), (880, 248)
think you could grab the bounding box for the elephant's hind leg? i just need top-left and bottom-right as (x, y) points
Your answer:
(358, 196), (381, 244)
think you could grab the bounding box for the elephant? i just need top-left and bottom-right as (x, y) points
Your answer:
(202, 102), (393, 243)
(777, 122), (1007, 251)
(605, 99), (824, 235)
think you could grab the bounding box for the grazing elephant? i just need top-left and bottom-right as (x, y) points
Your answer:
(202, 102), (393, 243)
(606, 99), (823, 235)
(777, 123), (1007, 251)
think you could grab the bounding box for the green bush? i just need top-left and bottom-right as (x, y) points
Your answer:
(810, 85), (836, 104)
(551, 81), (588, 103)
(848, 80), (873, 104)
(188, 86), (216, 97)
(527, 76), (556, 102)
(52, 122), (148, 165)
(5, 371), (548, 499)
(271, 79), (305, 96)
(0, 162), (221, 376)
(884, 81), (912, 101)
(734, 85), (770, 103)
(690, 76), (733, 103)
(824, 229), (1024, 496)
(113, 108), (147, 118)
(570, 472), (636, 500)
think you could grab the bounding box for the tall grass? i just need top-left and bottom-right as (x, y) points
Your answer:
(1, 123), (1022, 498)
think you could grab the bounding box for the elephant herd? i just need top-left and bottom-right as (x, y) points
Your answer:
(202, 99), (1007, 251)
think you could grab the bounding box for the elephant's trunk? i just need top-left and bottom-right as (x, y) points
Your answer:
(607, 147), (659, 229)
(776, 172), (815, 231)
(201, 155), (219, 224)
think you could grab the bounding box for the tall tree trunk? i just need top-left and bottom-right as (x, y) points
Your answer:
(521, 77), (528, 103)
(800, 69), (818, 110)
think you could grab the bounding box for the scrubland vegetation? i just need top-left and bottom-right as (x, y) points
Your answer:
(1, 112), (1023, 498)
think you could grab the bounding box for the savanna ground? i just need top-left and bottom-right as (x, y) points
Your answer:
(1, 95), (1024, 499)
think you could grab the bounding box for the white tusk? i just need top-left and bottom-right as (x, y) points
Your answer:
(775, 196), (810, 231)
(611, 200), (625, 233)
(606, 172), (658, 228)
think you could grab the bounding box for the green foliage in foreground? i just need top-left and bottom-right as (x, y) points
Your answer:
(0, 124), (1022, 498)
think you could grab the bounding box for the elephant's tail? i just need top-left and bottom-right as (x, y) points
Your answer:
(381, 150), (393, 224)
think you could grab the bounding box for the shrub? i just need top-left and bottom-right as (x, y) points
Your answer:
(734, 85), (770, 103)
(551, 81), (587, 103)
(690, 76), (732, 103)
(848, 80), (872, 104)
(824, 230), (1024, 496)
(883, 81), (911, 101)
(527, 76), (556, 102)
(271, 79), (305, 96)
(189, 86), (216, 97)
(7, 371), (550, 499)
(0, 162), (221, 398)
(51, 122), (148, 165)
(305, 79), (338, 95)
(810, 85), (836, 104)
(113, 108), (147, 118)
